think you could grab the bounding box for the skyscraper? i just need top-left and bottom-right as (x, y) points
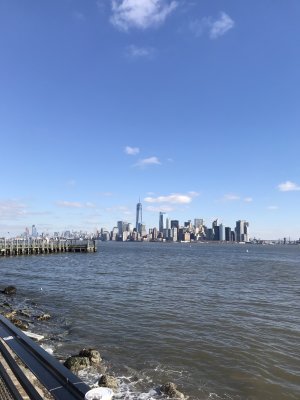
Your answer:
(136, 200), (142, 233)
(225, 227), (232, 241)
(235, 220), (249, 242)
(31, 224), (37, 237)
(159, 212), (165, 233)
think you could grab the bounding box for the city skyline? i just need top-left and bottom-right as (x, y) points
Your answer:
(1, 2), (300, 239)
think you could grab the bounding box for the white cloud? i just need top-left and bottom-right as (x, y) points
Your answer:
(267, 205), (279, 210)
(209, 12), (235, 39)
(135, 156), (161, 167)
(278, 180), (300, 192)
(221, 194), (253, 203)
(110, 0), (178, 30)
(125, 145), (140, 155)
(144, 192), (198, 204)
(56, 201), (95, 208)
(98, 192), (113, 197)
(0, 200), (51, 222)
(190, 12), (234, 40)
(223, 194), (240, 201)
(146, 205), (174, 212)
(189, 17), (209, 37)
(0, 200), (27, 220)
(126, 45), (155, 58)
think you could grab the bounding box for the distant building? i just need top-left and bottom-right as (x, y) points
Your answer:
(159, 212), (165, 233)
(194, 219), (203, 229)
(32, 225), (37, 237)
(117, 221), (130, 238)
(178, 229), (190, 242)
(235, 220), (249, 242)
(213, 225), (220, 241)
(171, 220), (179, 230)
(165, 217), (170, 230)
(184, 220), (192, 229)
(171, 227), (178, 242)
(231, 230), (236, 242)
(205, 228), (214, 241)
(225, 227), (231, 241)
(219, 224), (224, 241)
(136, 200), (142, 234)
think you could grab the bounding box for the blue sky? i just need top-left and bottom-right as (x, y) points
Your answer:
(0, 0), (300, 239)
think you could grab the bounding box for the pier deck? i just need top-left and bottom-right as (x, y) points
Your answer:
(0, 239), (97, 257)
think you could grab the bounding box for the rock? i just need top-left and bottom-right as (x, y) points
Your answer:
(98, 374), (119, 390)
(11, 318), (29, 330)
(18, 309), (32, 318)
(79, 348), (102, 365)
(4, 311), (17, 319)
(37, 313), (51, 321)
(64, 356), (90, 372)
(3, 286), (17, 295)
(160, 382), (185, 399)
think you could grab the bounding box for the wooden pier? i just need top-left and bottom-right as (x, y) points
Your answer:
(0, 239), (97, 257)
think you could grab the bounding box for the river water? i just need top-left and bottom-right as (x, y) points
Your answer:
(1, 242), (300, 400)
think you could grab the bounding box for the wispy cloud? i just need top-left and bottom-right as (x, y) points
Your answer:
(190, 12), (234, 39)
(223, 194), (240, 201)
(209, 12), (235, 39)
(66, 179), (76, 187)
(134, 156), (161, 167)
(125, 145), (140, 155)
(267, 205), (279, 210)
(278, 180), (300, 192)
(144, 192), (198, 204)
(0, 200), (51, 221)
(73, 11), (86, 21)
(110, 0), (178, 31)
(56, 201), (95, 208)
(0, 200), (27, 220)
(125, 45), (155, 59)
(97, 192), (113, 197)
(145, 205), (174, 213)
(105, 205), (132, 217)
(221, 194), (252, 203)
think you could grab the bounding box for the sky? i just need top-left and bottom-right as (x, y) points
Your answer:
(0, 0), (300, 240)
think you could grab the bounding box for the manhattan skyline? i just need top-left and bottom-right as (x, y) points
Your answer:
(0, 1), (300, 239)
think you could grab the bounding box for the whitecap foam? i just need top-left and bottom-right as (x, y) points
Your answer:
(40, 343), (54, 355)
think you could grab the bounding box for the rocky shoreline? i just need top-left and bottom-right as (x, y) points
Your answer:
(0, 286), (186, 399)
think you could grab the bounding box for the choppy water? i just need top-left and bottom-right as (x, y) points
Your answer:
(1, 242), (300, 400)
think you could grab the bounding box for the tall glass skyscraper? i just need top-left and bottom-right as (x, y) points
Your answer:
(136, 200), (142, 233)
(159, 212), (165, 233)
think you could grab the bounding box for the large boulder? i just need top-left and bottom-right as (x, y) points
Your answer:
(79, 348), (102, 365)
(98, 374), (119, 390)
(160, 382), (185, 399)
(64, 356), (90, 372)
(3, 286), (17, 295)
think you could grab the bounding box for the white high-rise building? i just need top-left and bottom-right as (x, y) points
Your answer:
(235, 220), (249, 242)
